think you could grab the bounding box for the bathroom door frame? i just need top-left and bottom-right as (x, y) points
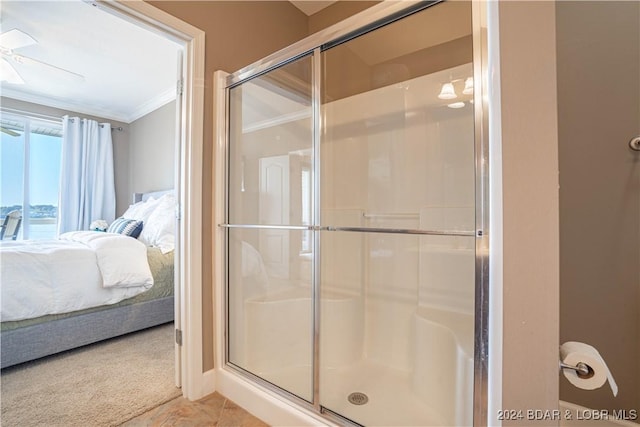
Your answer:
(92, 0), (207, 401)
(214, 1), (494, 425)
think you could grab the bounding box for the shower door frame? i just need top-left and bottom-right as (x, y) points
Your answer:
(217, 0), (491, 424)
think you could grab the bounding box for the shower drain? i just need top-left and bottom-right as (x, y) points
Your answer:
(347, 392), (369, 405)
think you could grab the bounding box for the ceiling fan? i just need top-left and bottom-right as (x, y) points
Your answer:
(0, 28), (84, 85)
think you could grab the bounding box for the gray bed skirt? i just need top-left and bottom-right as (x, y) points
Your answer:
(1, 296), (174, 369)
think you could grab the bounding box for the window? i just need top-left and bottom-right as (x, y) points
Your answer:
(1, 112), (62, 240)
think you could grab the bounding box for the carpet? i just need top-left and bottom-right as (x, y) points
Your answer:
(1, 323), (181, 427)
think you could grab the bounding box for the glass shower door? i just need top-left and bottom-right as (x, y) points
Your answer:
(226, 54), (315, 402)
(318, 2), (476, 425)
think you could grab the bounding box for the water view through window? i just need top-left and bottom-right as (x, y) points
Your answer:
(1, 113), (62, 240)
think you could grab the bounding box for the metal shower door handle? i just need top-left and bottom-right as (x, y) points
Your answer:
(630, 136), (640, 152)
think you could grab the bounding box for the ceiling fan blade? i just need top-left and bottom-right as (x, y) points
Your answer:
(1, 58), (25, 84)
(10, 53), (85, 81)
(0, 29), (37, 50)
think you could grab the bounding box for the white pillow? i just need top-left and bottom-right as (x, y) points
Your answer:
(122, 197), (160, 224)
(139, 194), (175, 253)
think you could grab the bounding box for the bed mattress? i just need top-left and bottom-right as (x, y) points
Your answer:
(1, 247), (174, 332)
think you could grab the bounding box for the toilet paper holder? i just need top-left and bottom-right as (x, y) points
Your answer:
(559, 361), (595, 379)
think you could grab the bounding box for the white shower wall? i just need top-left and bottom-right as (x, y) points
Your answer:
(321, 64), (476, 373)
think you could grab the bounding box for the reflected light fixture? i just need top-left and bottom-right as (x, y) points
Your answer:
(447, 102), (465, 109)
(463, 77), (474, 95)
(437, 82), (457, 100)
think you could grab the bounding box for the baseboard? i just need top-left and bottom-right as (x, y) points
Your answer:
(183, 369), (216, 401)
(198, 369), (216, 399)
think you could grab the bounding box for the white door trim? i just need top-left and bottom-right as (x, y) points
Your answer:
(91, 0), (208, 400)
(213, 70), (228, 374)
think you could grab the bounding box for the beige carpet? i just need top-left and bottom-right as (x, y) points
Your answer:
(1, 323), (181, 427)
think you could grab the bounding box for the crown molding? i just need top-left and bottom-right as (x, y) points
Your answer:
(1, 86), (176, 123)
(127, 85), (177, 122)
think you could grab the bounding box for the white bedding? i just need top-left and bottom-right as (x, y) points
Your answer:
(0, 231), (154, 322)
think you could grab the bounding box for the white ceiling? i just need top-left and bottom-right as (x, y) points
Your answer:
(0, 1), (337, 124)
(0, 0), (180, 124)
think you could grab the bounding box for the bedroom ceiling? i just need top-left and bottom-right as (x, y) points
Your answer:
(0, 0), (179, 124)
(0, 0), (337, 124)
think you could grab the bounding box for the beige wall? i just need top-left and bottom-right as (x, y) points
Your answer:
(0, 97), (131, 215)
(557, 1), (640, 414)
(498, 2), (560, 423)
(147, 0), (310, 371)
(128, 101), (176, 200)
(307, 1), (379, 34)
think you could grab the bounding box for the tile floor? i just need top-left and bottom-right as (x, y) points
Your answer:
(121, 392), (269, 427)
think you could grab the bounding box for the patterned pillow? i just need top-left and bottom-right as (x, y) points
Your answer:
(107, 217), (144, 238)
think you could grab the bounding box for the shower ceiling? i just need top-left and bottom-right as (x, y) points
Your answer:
(345, 1), (471, 66)
(289, 1), (337, 16)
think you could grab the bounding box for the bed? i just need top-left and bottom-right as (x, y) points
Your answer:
(0, 190), (176, 369)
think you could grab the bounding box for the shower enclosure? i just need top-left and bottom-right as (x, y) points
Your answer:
(220, 1), (488, 425)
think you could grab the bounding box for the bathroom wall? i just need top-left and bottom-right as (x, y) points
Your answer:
(497, 2), (561, 421)
(307, 1), (380, 35)
(557, 1), (640, 414)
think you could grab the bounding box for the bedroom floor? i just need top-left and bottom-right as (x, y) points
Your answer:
(121, 391), (269, 426)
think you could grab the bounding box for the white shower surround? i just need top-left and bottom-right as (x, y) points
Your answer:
(222, 64), (477, 426)
(238, 289), (473, 426)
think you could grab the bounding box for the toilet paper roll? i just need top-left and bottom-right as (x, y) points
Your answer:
(560, 341), (618, 396)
